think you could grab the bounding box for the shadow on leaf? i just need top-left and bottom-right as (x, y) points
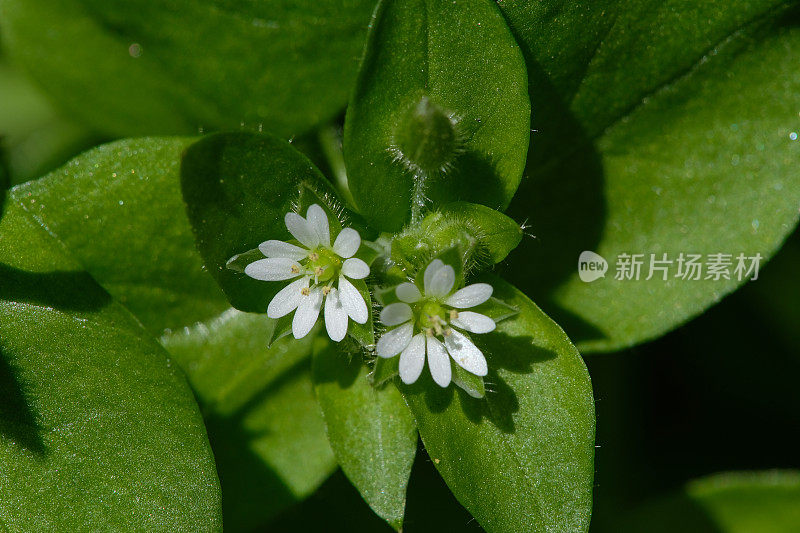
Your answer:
(498, 56), (608, 347)
(202, 357), (319, 531)
(0, 263), (111, 312)
(0, 344), (46, 455)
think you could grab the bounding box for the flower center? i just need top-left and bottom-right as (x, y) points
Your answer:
(416, 300), (453, 337)
(307, 247), (341, 282)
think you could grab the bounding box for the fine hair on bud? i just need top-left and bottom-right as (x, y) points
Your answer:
(388, 95), (466, 179)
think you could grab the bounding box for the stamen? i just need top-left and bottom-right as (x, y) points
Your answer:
(314, 266), (325, 277)
(301, 287), (310, 296)
(290, 264), (301, 274)
(449, 309), (459, 320)
(433, 323), (443, 336)
(308, 252), (319, 261)
(443, 328), (453, 337)
(322, 286), (331, 296)
(425, 328), (434, 337)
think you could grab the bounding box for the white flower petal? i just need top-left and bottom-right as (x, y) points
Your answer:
(244, 257), (302, 281)
(292, 287), (323, 339)
(324, 287), (348, 342)
(426, 336), (452, 387)
(446, 283), (493, 308)
(380, 302), (412, 326)
(376, 322), (413, 358)
(342, 257), (370, 279)
(285, 211), (319, 248)
(267, 277), (309, 318)
(396, 282), (422, 303)
(428, 264), (455, 298)
(399, 333), (426, 384)
(423, 259), (445, 294)
(333, 228), (361, 258)
(450, 311), (496, 334)
(444, 330), (488, 376)
(338, 276), (368, 324)
(258, 240), (308, 260)
(306, 204), (330, 247)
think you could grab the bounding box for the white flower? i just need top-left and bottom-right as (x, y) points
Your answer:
(376, 259), (495, 387)
(243, 204), (369, 341)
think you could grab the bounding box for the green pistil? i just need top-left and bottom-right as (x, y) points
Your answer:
(416, 300), (446, 331)
(307, 247), (342, 282)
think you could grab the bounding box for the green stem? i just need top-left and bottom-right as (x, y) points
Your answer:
(318, 125), (358, 210)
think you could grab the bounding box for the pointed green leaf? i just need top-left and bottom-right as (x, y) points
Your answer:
(344, 0), (530, 230)
(502, 2), (800, 351)
(0, 0), (376, 137)
(347, 278), (376, 347)
(451, 363), (485, 399)
(0, 201), (221, 530)
(402, 275), (595, 532)
(312, 340), (418, 530)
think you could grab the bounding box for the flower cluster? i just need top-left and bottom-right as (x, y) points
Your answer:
(376, 259), (495, 387)
(242, 207), (498, 389)
(244, 204), (369, 341)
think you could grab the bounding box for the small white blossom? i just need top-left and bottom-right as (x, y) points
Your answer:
(376, 259), (494, 387)
(244, 204), (369, 341)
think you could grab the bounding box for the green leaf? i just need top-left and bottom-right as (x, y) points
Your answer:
(10, 137), (336, 527)
(0, 0), (376, 137)
(180, 131), (345, 313)
(12, 137), (228, 334)
(450, 363), (485, 399)
(343, 0), (530, 231)
(162, 310), (337, 530)
(402, 275), (595, 532)
(622, 471), (800, 533)
(0, 58), (96, 185)
(502, 4), (800, 351)
(312, 340), (418, 530)
(370, 356), (400, 387)
(0, 201), (221, 529)
(347, 278), (376, 347)
(391, 202), (523, 274)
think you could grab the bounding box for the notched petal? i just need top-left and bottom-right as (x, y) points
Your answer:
(285, 211), (320, 248)
(333, 227), (361, 258)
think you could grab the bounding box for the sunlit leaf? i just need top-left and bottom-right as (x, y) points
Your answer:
(313, 340), (417, 530)
(0, 200), (222, 530)
(502, 3), (800, 351)
(402, 275), (595, 532)
(344, 0), (530, 230)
